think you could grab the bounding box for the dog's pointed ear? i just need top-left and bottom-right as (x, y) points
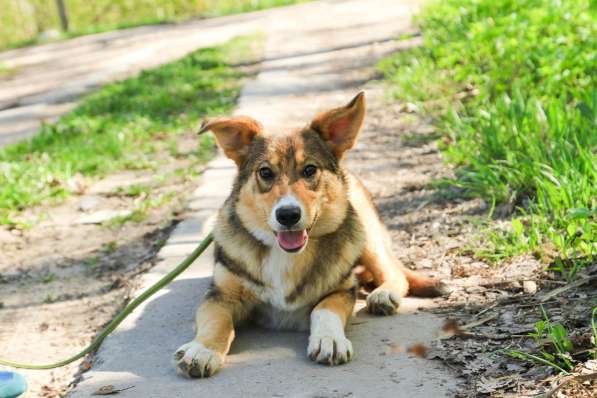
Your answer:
(310, 92), (366, 159)
(198, 116), (262, 166)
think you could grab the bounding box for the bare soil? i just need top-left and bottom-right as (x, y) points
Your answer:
(0, 133), (212, 397)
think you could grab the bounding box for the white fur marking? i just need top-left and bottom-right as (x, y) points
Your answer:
(310, 309), (345, 339)
(249, 226), (276, 246)
(261, 244), (295, 309)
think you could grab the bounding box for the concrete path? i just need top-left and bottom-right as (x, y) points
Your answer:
(70, 1), (457, 396)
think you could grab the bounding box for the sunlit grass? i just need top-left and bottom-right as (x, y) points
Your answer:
(0, 34), (257, 224)
(379, 0), (596, 274)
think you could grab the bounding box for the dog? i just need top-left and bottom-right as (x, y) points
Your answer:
(173, 92), (445, 378)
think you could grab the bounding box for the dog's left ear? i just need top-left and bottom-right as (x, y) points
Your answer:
(199, 116), (262, 166)
(310, 92), (366, 159)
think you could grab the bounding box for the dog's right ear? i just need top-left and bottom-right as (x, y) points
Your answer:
(199, 116), (262, 166)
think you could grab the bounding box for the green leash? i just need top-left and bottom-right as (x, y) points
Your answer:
(0, 233), (214, 370)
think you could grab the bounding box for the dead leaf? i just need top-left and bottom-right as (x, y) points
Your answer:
(407, 343), (429, 358)
(441, 319), (463, 338)
(81, 360), (92, 371)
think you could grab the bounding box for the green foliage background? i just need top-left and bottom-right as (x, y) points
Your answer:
(0, 0), (304, 49)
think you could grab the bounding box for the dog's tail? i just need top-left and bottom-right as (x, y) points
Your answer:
(402, 266), (450, 297)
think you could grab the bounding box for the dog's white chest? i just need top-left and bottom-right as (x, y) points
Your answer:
(259, 247), (296, 310)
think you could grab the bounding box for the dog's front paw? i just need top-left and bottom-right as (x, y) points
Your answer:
(366, 288), (400, 315)
(173, 340), (224, 378)
(308, 333), (353, 365)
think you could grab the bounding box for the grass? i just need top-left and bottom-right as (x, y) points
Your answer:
(0, 34), (258, 225)
(0, 0), (307, 51)
(379, 0), (596, 275)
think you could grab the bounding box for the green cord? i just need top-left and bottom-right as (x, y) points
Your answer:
(0, 233), (214, 370)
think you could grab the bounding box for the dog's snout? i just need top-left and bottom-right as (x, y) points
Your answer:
(275, 206), (301, 227)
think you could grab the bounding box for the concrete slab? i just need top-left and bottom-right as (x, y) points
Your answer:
(70, 1), (458, 396)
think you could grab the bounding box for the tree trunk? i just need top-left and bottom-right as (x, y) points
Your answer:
(55, 0), (69, 32)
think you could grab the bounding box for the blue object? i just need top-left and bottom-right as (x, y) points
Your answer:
(0, 371), (27, 398)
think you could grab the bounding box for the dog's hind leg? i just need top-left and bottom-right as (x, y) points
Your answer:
(359, 225), (444, 316)
(173, 266), (256, 378)
(359, 242), (408, 315)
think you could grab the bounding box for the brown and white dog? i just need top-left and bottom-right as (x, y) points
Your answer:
(174, 92), (444, 378)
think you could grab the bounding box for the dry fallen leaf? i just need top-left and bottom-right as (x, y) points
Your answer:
(441, 319), (463, 337)
(407, 343), (429, 358)
(81, 360), (93, 371)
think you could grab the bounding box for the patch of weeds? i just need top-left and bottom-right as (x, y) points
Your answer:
(84, 256), (99, 271)
(401, 131), (441, 147)
(116, 184), (151, 197)
(44, 294), (56, 304)
(106, 191), (176, 227)
(0, 63), (17, 78)
(507, 306), (574, 374)
(379, 0), (597, 274)
(593, 307), (597, 360)
(41, 273), (57, 284)
(506, 305), (597, 375)
(101, 241), (118, 254)
(0, 34), (260, 223)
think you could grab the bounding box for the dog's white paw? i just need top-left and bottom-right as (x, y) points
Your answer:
(366, 288), (400, 315)
(173, 340), (223, 378)
(308, 309), (353, 365)
(308, 333), (353, 365)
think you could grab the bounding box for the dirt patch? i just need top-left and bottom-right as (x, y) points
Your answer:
(0, 132), (213, 397)
(349, 88), (596, 397)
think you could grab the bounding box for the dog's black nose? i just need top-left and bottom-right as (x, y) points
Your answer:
(275, 206), (301, 227)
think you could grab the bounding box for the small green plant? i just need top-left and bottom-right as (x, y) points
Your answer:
(84, 256), (99, 270)
(105, 191), (176, 226)
(41, 273), (56, 284)
(591, 307), (597, 360)
(101, 241), (118, 254)
(507, 306), (575, 374)
(116, 184), (151, 197)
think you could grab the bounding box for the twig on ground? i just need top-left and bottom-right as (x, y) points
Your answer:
(545, 373), (597, 398)
(539, 275), (597, 303)
(461, 313), (499, 330)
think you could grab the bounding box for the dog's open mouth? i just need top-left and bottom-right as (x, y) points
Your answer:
(276, 230), (308, 252)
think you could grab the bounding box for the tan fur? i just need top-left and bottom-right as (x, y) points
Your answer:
(174, 92), (445, 378)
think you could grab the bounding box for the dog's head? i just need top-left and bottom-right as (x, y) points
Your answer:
(200, 92), (365, 253)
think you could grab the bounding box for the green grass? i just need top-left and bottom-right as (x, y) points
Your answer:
(379, 0), (596, 274)
(0, 34), (258, 225)
(0, 0), (307, 51)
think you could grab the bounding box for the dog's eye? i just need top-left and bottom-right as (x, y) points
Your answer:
(258, 167), (275, 181)
(302, 165), (318, 178)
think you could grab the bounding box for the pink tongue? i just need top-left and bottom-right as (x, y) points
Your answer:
(277, 230), (308, 251)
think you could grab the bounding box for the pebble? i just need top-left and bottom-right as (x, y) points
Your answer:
(522, 280), (537, 294)
(78, 195), (101, 212)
